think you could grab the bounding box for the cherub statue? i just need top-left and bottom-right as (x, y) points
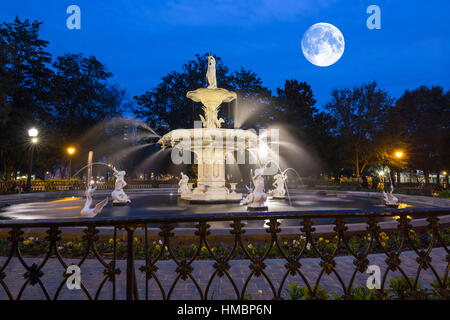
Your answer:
(111, 167), (131, 204)
(271, 172), (287, 198)
(206, 55), (217, 89)
(383, 183), (399, 207)
(240, 168), (267, 209)
(81, 186), (108, 217)
(178, 171), (190, 195)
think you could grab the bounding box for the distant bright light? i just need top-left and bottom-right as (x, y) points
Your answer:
(67, 147), (76, 155)
(28, 128), (38, 137)
(258, 143), (269, 159)
(395, 151), (403, 158)
(443, 171), (448, 176)
(31, 137), (38, 144)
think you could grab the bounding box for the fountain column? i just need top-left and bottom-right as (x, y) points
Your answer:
(195, 147), (228, 198)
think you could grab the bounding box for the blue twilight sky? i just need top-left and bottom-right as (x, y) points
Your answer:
(0, 0), (449, 112)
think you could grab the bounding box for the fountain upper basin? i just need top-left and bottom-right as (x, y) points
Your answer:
(186, 88), (237, 107)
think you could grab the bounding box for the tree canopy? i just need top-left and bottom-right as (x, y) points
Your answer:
(0, 17), (127, 180)
(0, 16), (448, 184)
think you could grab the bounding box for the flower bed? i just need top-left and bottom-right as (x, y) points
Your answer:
(1, 227), (448, 260)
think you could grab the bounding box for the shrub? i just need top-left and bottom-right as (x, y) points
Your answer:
(285, 282), (330, 300)
(387, 277), (430, 299)
(333, 285), (378, 300)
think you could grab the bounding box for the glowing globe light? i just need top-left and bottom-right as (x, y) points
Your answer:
(395, 151), (404, 158)
(28, 128), (38, 137)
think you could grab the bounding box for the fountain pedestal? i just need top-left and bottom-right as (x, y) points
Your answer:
(182, 142), (241, 203)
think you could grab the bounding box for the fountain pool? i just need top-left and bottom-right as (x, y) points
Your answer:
(0, 189), (441, 228)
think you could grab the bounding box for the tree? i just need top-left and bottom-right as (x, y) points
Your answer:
(271, 80), (337, 174)
(0, 16), (53, 180)
(227, 67), (272, 129)
(47, 53), (128, 175)
(395, 86), (449, 184)
(326, 81), (393, 177)
(134, 53), (272, 134)
(50, 53), (115, 137)
(134, 54), (229, 133)
(272, 80), (317, 131)
(0, 17), (135, 181)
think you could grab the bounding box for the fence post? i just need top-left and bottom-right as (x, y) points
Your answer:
(125, 226), (138, 300)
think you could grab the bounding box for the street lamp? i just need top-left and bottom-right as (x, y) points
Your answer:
(395, 151), (403, 159)
(67, 147), (76, 186)
(26, 128), (39, 192)
(394, 151), (404, 186)
(28, 128), (38, 138)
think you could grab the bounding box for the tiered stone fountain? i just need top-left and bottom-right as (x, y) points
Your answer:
(158, 56), (258, 203)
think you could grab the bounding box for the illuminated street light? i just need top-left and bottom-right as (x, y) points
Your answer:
(395, 151), (403, 158)
(28, 128), (38, 137)
(392, 151), (405, 187)
(66, 147), (76, 186)
(27, 128), (39, 192)
(67, 147), (76, 155)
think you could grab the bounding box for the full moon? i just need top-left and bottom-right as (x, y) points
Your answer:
(301, 23), (345, 67)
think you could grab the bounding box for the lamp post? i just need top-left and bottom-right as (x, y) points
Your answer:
(394, 151), (404, 187)
(67, 147), (76, 187)
(26, 128), (39, 193)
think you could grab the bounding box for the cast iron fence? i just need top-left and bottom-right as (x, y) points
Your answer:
(0, 207), (448, 300)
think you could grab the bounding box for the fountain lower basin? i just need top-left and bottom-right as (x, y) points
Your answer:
(159, 128), (260, 203)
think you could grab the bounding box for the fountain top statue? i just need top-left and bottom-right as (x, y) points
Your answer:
(206, 55), (217, 89)
(186, 55), (237, 129)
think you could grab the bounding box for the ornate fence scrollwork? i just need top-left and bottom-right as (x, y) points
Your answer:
(0, 208), (448, 300)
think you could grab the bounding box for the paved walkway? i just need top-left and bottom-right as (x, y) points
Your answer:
(0, 248), (447, 300)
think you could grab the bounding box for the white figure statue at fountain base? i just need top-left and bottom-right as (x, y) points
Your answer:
(240, 168), (268, 210)
(383, 183), (399, 208)
(270, 172), (287, 199)
(81, 186), (108, 217)
(178, 172), (191, 196)
(111, 167), (131, 206)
